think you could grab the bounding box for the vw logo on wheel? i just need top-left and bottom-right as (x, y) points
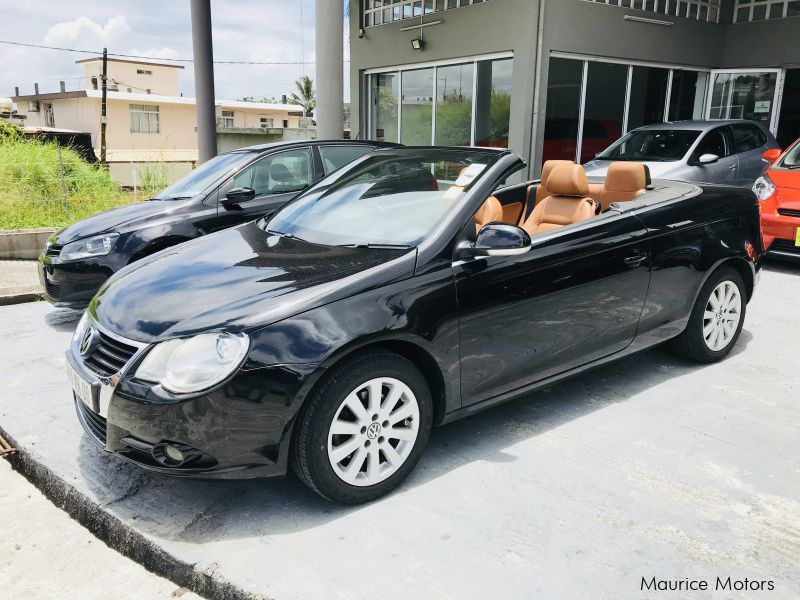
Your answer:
(79, 327), (95, 356)
(366, 422), (382, 440)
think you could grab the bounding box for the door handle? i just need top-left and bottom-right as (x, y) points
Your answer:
(624, 254), (647, 267)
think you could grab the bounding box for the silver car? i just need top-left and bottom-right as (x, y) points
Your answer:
(583, 120), (779, 187)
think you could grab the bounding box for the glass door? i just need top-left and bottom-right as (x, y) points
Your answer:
(706, 69), (783, 134)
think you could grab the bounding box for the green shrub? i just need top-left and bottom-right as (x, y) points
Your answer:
(0, 125), (133, 230)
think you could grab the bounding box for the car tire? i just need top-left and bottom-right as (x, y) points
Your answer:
(290, 350), (433, 504)
(670, 266), (747, 363)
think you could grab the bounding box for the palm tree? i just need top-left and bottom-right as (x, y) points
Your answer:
(290, 76), (316, 117)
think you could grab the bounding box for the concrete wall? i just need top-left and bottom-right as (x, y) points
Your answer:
(80, 59), (182, 96)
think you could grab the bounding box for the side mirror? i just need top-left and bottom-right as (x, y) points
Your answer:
(761, 148), (782, 165)
(698, 153), (719, 165)
(222, 187), (256, 207)
(473, 223), (531, 257)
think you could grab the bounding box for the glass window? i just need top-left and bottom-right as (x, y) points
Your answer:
(233, 148), (312, 195)
(154, 152), (253, 200)
(474, 58), (513, 148)
(776, 68), (800, 149)
(542, 57), (583, 164)
(668, 70), (708, 121)
(709, 71), (778, 125)
(627, 66), (669, 130)
(371, 72), (399, 142)
(596, 129), (702, 162)
(694, 128), (728, 158)
(401, 68), (434, 145)
(580, 61), (627, 163)
(730, 124), (766, 153)
(130, 104), (159, 134)
(267, 149), (503, 246)
(221, 110), (235, 128)
(435, 63), (474, 146)
(320, 145), (373, 175)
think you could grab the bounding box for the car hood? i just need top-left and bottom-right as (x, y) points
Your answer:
(90, 222), (415, 343)
(583, 160), (680, 179)
(768, 169), (800, 191)
(54, 200), (189, 244)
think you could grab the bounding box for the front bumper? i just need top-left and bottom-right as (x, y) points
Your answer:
(38, 255), (116, 308)
(761, 211), (800, 260)
(68, 323), (316, 479)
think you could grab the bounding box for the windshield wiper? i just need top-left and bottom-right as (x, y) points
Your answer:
(337, 243), (412, 250)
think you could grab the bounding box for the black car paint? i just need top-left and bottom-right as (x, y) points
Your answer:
(73, 148), (762, 479)
(40, 140), (392, 308)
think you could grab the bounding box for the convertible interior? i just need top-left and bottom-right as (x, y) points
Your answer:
(473, 160), (651, 237)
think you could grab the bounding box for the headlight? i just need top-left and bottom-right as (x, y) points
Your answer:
(60, 233), (119, 261)
(752, 175), (776, 201)
(135, 332), (249, 394)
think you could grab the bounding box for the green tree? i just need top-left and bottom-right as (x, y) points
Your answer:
(290, 75), (316, 116)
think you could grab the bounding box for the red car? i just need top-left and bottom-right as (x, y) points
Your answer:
(754, 139), (800, 260)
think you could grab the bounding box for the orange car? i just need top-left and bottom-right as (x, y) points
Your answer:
(754, 139), (800, 260)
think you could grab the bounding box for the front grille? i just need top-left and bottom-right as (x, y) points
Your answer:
(770, 239), (800, 255)
(44, 278), (61, 299)
(45, 243), (63, 257)
(83, 330), (138, 377)
(74, 398), (107, 444)
(777, 208), (800, 218)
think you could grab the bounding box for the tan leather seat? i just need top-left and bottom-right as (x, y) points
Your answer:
(595, 162), (647, 210)
(526, 160), (575, 209)
(522, 164), (596, 236)
(474, 196), (504, 234)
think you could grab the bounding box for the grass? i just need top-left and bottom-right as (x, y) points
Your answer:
(0, 121), (141, 230)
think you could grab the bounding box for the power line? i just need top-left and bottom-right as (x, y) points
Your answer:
(0, 39), (340, 65)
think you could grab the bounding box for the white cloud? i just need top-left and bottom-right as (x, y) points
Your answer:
(44, 15), (131, 47)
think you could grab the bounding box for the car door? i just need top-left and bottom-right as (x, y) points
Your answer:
(214, 147), (313, 229)
(454, 212), (651, 407)
(688, 127), (738, 184)
(729, 123), (769, 186)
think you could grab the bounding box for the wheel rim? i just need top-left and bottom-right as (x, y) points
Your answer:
(327, 377), (420, 487)
(703, 280), (742, 352)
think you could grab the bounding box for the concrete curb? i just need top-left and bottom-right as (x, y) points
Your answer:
(0, 424), (264, 600)
(0, 292), (42, 306)
(0, 228), (56, 260)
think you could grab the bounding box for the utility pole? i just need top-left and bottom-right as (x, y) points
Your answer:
(190, 0), (218, 163)
(100, 47), (108, 165)
(315, 0), (344, 139)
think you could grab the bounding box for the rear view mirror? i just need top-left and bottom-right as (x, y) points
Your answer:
(473, 223), (531, 257)
(223, 187), (256, 207)
(761, 148), (782, 165)
(698, 153), (719, 165)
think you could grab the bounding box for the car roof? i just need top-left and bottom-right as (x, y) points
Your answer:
(631, 119), (770, 132)
(229, 139), (400, 154)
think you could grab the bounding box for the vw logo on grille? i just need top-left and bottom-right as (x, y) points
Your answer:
(79, 327), (95, 356)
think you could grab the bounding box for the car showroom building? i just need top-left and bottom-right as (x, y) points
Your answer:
(348, 0), (800, 177)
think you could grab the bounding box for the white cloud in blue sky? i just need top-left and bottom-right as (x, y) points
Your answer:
(0, 0), (350, 102)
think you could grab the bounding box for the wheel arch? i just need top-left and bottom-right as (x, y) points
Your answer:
(706, 256), (755, 302)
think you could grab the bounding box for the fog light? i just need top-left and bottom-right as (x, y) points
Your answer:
(153, 442), (186, 466)
(164, 444), (184, 463)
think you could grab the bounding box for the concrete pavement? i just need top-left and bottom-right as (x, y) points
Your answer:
(0, 259), (41, 305)
(1, 263), (799, 600)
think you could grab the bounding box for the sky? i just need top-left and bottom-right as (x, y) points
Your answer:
(0, 0), (350, 102)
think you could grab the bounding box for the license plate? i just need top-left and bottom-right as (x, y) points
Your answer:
(795, 228), (800, 247)
(67, 361), (95, 410)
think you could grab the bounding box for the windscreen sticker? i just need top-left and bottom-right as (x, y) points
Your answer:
(444, 185), (465, 200)
(455, 163), (487, 187)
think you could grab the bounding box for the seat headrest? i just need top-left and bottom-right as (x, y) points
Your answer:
(540, 159), (575, 187)
(547, 164), (589, 197)
(270, 163), (293, 183)
(605, 162), (647, 192)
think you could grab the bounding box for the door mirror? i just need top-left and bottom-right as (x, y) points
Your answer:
(222, 187), (256, 207)
(698, 153), (719, 165)
(473, 223), (531, 256)
(761, 148), (782, 165)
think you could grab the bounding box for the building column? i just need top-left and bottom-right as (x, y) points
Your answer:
(315, 0), (344, 139)
(190, 0), (218, 163)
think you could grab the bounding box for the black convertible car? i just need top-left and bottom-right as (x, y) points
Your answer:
(66, 147), (762, 504)
(39, 139), (392, 308)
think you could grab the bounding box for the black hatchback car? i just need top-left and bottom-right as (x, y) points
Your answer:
(68, 147), (763, 504)
(39, 139), (393, 307)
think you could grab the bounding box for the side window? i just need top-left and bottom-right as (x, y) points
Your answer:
(233, 148), (312, 195)
(731, 124), (766, 153)
(319, 145), (372, 175)
(694, 129), (727, 159)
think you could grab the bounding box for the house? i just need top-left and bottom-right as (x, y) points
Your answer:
(348, 0), (800, 176)
(11, 57), (309, 185)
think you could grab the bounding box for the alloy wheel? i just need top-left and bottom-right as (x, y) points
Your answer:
(327, 377), (420, 487)
(702, 280), (742, 351)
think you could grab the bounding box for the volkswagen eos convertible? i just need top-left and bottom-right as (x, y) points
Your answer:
(67, 147), (763, 504)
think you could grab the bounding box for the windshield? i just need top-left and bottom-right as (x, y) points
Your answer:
(596, 129), (701, 162)
(266, 150), (502, 247)
(779, 140), (800, 169)
(153, 152), (253, 200)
